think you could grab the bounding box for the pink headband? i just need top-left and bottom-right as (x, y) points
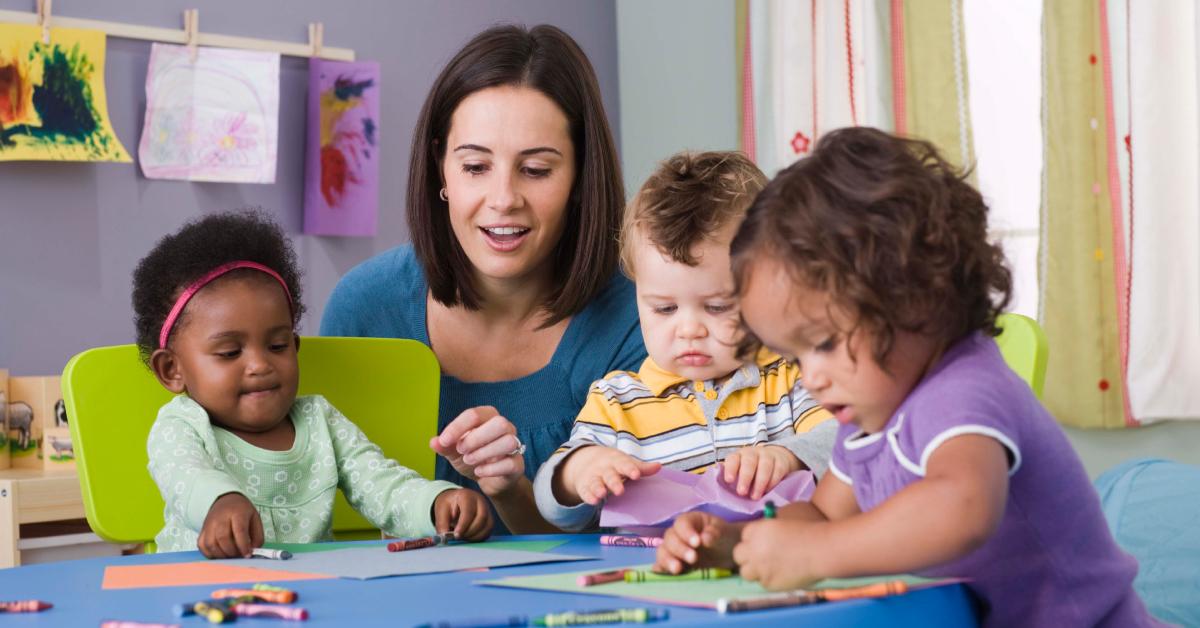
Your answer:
(158, 261), (294, 349)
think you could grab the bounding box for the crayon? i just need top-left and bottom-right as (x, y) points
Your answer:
(211, 588), (296, 604)
(251, 547), (292, 560)
(576, 569), (629, 587)
(533, 608), (669, 626)
(0, 599), (52, 612)
(598, 535), (662, 548)
(387, 536), (439, 552)
(174, 598), (240, 618)
(194, 600), (234, 623)
(716, 580), (910, 613)
(762, 500), (776, 519)
(623, 568), (733, 583)
(101, 622), (181, 628)
(818, 580), (908, 601)
(415, 616), (527, 628)
(232, 603), (310, 620)
(251, 583), (298, 598)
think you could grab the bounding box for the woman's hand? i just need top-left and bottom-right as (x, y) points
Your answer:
(199, 492), (264, 559)
(430, 406), (525, 497)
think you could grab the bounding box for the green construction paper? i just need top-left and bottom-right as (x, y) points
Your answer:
(263, 539), (567, 555)
(478, 564), (948, 609)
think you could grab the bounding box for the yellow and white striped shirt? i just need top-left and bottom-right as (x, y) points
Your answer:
(533, 351), (835, 530)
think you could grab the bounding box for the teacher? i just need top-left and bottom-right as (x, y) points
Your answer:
(321, 24), (645, 533)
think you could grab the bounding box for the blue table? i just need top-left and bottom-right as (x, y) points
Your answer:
(0, 535), (978, 626)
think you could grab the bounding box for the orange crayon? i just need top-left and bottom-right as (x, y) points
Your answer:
(211, 588), (296, 604)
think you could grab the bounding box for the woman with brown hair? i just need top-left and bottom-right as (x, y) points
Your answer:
(321, 24), (644, 533)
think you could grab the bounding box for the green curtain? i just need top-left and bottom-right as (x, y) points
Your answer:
(1040, 0), (1129, 428)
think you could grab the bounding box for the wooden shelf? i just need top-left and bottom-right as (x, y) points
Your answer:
(0, 469), (86, 568)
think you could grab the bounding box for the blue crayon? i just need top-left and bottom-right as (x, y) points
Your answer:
(415, 616), (526, 628)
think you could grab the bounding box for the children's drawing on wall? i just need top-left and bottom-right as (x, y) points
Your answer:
(138, 43), (280, 183)
(0, 25), (131, 162)
(303, 59), (381, 236)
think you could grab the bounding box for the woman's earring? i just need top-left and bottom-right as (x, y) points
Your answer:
(439, 188), (449, 202)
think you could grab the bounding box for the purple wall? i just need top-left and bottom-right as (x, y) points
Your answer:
(0, 0), (619, 375)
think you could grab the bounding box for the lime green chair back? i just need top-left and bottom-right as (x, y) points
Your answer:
(995, 313), (1049, 398)
(61, 337), (440, 548)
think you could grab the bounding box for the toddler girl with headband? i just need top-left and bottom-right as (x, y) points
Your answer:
(135, 211), (491, 558)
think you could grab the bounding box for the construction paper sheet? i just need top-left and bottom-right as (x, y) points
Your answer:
(262, 539), (569, 554)
(102, 561), (330, 590)
(303, 59), (381, 236)
(138, 43), (279, 182)
(600, 466), (815, 528)
(221, 545), (592, 580)
(478, 564), (951, 610)
(0, 24), (131, 162)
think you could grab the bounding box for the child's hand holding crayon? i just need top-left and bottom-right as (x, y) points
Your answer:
(200, 492), (264, 559)
(721, 445), (803, 500)
(554, 446), (662, 506)
(654, 511), (741, 575)
(734, 518), (824, 590)
(432, 488), (494, 541)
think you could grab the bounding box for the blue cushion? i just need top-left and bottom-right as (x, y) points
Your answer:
(1095, 457), (1200, 626)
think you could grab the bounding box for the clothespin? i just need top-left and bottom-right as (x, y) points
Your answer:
(36, 0), (52, 45)
(308, 22), (324, 59)
(183, 8), (199, 63)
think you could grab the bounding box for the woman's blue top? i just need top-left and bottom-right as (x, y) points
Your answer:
(320, 245), (646, 532)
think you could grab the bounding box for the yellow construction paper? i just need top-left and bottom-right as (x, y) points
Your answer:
(0, 24), (131, 162)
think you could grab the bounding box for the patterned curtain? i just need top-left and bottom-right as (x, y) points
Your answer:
(737, 0), (1198, 428)
(1119, 1), (1200, 423)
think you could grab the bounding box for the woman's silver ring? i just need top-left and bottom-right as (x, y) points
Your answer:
(509, 436), (526, 457)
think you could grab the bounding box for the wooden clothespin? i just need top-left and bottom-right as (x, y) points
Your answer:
(36, 0), (52, 45)
(308, 22), (324, 59)
(183, 8), (199, 63)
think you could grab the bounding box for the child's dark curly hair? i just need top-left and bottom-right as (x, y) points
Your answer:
(731, 127), (1012, 366)
(132, 210), (306, 365)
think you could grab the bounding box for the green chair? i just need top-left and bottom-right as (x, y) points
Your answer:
(995, 312), (1049, 398)
(61, 337), (440, 550)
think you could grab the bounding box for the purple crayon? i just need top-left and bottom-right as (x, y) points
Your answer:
(101, 622), (181, 628)
(599, 534), (663, 548)
(233, 603), (309, 620)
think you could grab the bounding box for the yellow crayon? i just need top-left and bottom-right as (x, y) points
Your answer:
(623, 568), (734, 583)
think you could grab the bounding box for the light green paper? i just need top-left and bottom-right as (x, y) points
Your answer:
(478, 564), (945, 609)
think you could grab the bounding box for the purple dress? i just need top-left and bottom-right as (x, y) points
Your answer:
(829, 332), (1160, 627)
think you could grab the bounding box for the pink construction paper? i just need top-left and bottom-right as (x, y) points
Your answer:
(600, 466), (815, 528)
(303, 59), (381, 236)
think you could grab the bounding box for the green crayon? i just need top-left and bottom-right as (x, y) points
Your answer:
(534, 608), (669, 626)
(623, 568), (733, 583)
(763, 500), (776, 519)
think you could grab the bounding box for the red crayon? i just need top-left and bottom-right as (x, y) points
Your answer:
(233, 603), (309, 620)
(599, 534), (663, 548)
(577, 568), (630, 587)
(211, 588), (296, 604)
(387, 536), (438, 552)
(0, 599), (52, 612)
